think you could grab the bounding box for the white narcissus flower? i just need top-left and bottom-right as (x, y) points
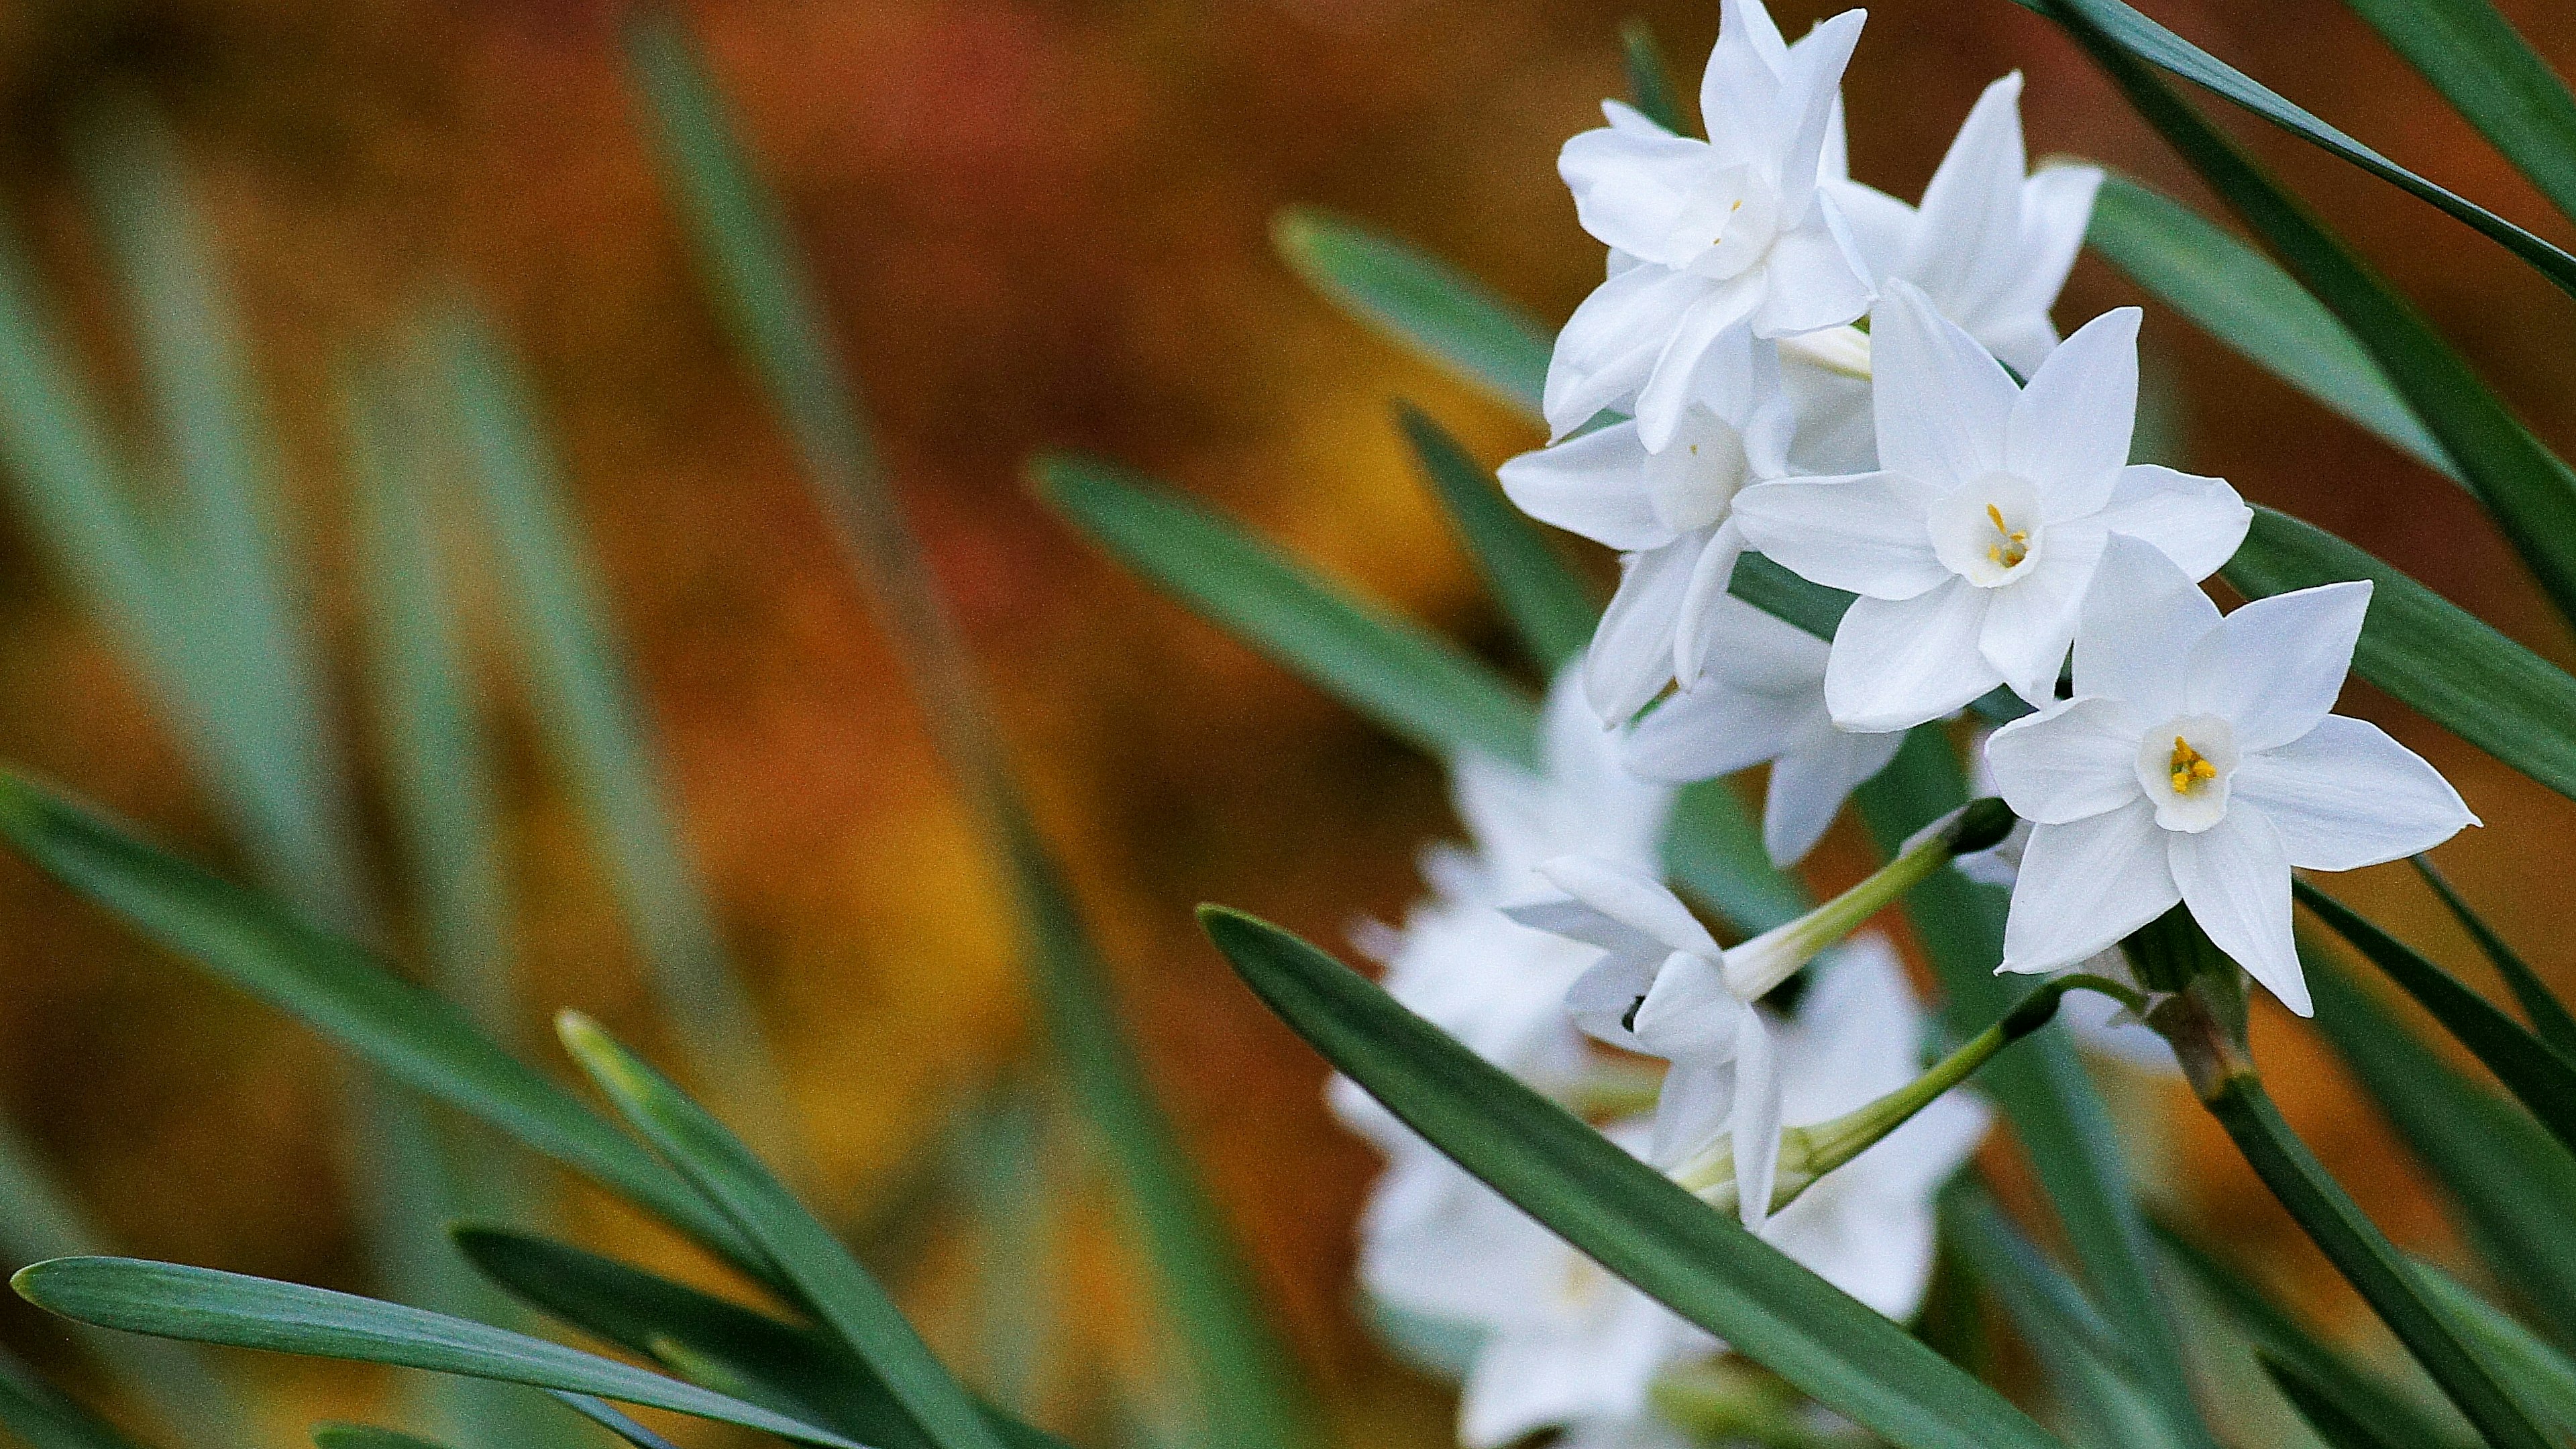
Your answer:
(1827, 72), (2103, 376)
(1731, 280), (2251, 732)
(1623, 593), (1904, 865)
(1982, 538), (2478, 1014)
(1544, 0), (1876, 448)
(1499, 388), (1794, 722)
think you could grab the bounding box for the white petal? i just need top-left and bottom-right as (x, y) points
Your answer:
(2094, 464), (2252, 581)
(1979, 523), (2106, 705)
(2007, 307), (2139, 518)
(1545, 264), (1707, 437)
(1586, 538), (1701, 722)
(1730, 472), (1949, 599)
(1824, 177), (1915, 279)
(2170, 805), (2306, 1014)
(1824, 582), (2002, 733)
(1627, 666), (1818, 786)
(1763, 725), (1906, 864)
(1983, 164), (2104, 372)
(1650, 1057), (1739, 1173)
(1770, 9), (1867, 220)
(1635, 948), (1748, 1064)
(1559, 944), (1667, 1049)
(1635, 276), (1768, 451)
(1732, 1010), (1784, 1236)
(1497, 421), (1674, 551)
(1869, 279), (2017, 485)
(1701, 0), (1789, 167)
(1534, 855), (1723, 957)
(1560, 125), (1715, 264)
(1907, 74), (2029, 323)
(2186, 580), (2371, 752)
(1752, 203), (1876, 337)
(2233, 715), (2477, 871)
(2071, 533), (2220, 718)
(2000, 799), (2180, 974)
(1672, 523), (1750, 690)
(1984, 695), (2149, 824)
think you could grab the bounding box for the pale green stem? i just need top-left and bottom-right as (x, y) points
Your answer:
(1720, 798), (2016, 1000)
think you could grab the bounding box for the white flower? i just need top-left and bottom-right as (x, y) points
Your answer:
(1499, 386), (1794, 722)
(1731, 280), (2251, 732)
(1827, 72), (2103, 376)
(1624, 592), (1905, 865)
(1982, 537), (2478, 1015)
(1544, 0), (1875, 448)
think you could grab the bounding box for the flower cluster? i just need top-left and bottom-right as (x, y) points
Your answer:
(1336, 3), (2478, 1444)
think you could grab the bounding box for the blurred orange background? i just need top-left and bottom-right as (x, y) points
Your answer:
(0, 0), (2570, 1442)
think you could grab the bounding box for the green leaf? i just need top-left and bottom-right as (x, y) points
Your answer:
(1619, 19), (1686, 135)
(2196, 1071), (2553, 1448)
(2296, 883), (2576, 1162)
(312, 1426), (459, 1449)
(11, 1259), (863, 1448)
(1394, 402), (1597, 672)
(2308, 945), (2576, 1345)
(1852, 733), (2212, 1449)
(2222, 507), (2576, 808)
(2412, 1260), (2576, 1433)
(0, 1348), (152, 1449)
(556, 1015), (1009, 1449)
(2341, 0), (2576, 230)
(1196, 906), (2070, 1449)
(2409, 859), (2576, 1059)
(1271, 207), (1551, 419)
(2260, 1352), (2416, 1449)
(1728, 552), (1855, 641)
(547, 1395), (682, 1449)
(2085, 177), (2454, 480)
(0, 773), (763, 1275)
(2007, 0), (2576, 297)
(2036, 0), (2576, 628)
(617, 18), (1318, 1448)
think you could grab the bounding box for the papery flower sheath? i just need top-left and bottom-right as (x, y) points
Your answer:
(1732, 280), (2250, 732)
(1982, 539), (2477, 1014)
(1544, 0), (1876, 447)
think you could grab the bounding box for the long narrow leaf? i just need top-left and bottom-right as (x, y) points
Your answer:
(11, 1259), (860, 1449)
(2409, 859), (2576, 1059)
(2413, 1260), (2576, 1433)
(2038, 0), (2576, 628)
(1619, 20), (1687, 135)
(1271, 209), (1550, 419)
(1394, 403), (1597, 672)
(1198, 906), (2070, 1449)
(2261, 1352), (2414, 1449)
(547, 1397), (680, 1449)
(0, 1348), (152, 1449)
(2341, 0), (2576, 229)
(617, 17), (1316, 1446)
(312, 1426), (458, 1449)
(1950, 1191), (2186, 1449)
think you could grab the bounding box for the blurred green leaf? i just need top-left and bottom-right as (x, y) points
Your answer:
(2086, 178), (2454, 481)
(2409, 859), (2576, 1059)
(1272, 208), (1552, 419)
(557, 1015), (1009, 1449)
(0, 774), (763, 1277)
(547, 1396), (682, 1449)
(2037, 0), (2576, 629)
(11, 1259), (860, 1448)
(1619, 19), (1687, 134)
(2341, 0), (2576, 229)
(2308, 945), (2576, 1347)
(2007, 0), (2576, 296)
(2413, 1260), (2576, 1433)
(1197, 906), (2071, 1449)
(1395, 402), (1597, 672)
(312, 1426), (458, 1449)
(2296, 883), (2576, 1162)
(2260, 1352), (2416, 1449)
(618, 17), (1316, 1446)
(0, 1348), (152, 1449)
(1854, 733), (2210, 1449)
(2224, 510), (2576, 808)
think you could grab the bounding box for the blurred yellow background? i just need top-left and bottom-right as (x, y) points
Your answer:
(0, 0), (2569, 1442)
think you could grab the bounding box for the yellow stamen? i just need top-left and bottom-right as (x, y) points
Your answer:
(2167, 736), (2218, 794)
(1983, 502), (2030, 568)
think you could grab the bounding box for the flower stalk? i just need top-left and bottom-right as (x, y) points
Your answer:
(1722, 797), (2017, 1000)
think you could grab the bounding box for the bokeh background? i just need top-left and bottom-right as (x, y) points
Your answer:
(0, 0), (2569, 1442)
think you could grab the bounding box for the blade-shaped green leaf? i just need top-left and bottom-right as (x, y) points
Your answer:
(1619, 19), (1687, 135)
(2413, 1260), (2576, 1434)
(11, 1260), (863, 1448)
(1853, 733), (2211, 1449)
(557, 1015), (1008, 1449)
(548, 1395), (682, 1449)
(1271, 208), (1550, 419)
(2296, 882), (2576, 1162)
(2409, 859), (2576, 1059)
(2341, 0), (2576, 229)
(2223, 507), (2576, 808)
(2261, 1352), (2415, 1449)
(0, 773), (762, 1275)
(617, 18), (1316, 1448)
(1196, 906), (2070, 1449)
(2037, 0), (2576, 629)
(312, 1426), (458, 1449)
(0, 1348), (152, 1449)
(2308, 944), (2576, 1346)
(2006, 0), (2576, 297)
(2086, 178), (2453, 480)
(1394, 402), (1597, 672)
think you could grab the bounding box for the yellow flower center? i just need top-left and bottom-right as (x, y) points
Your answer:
(1984, 502), (2029, 569)
(2168, 736), (2219, 794)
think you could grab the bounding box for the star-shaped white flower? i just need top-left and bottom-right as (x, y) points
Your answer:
(1544, 0), (1876, 449)
(1499, 390), (1794, 722)
(1982, 538), (2478, 1014)
(1827, 72), (2103, 376)
(1624, 593), (1904, 865)
(1731, 280), (2251, 732)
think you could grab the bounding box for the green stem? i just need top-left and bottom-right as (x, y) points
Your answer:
(1722, 797), (2016, 1000)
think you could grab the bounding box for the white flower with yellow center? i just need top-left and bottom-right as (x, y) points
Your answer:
(1731, 280), (2251, 732)
(1982, 538), (2479, 1014)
